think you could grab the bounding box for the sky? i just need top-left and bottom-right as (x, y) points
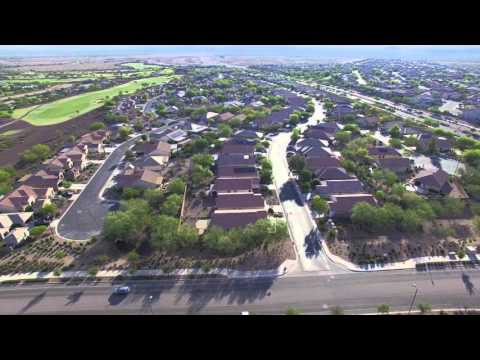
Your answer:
(1, 45), (480, 60)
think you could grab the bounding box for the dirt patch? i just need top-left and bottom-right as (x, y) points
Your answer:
(327, 219), (480, 264)
(0, 107), (107, 168)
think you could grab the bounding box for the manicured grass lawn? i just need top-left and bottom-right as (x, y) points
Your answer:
(12, 74), (178, 126)
(0, 129), (23, 137)
(122, 62), (164, 71)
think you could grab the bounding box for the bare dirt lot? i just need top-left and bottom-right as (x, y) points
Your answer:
(69, 236), (295, 272)
(0, 107), (107, 168)
(327, 218), (480, 264)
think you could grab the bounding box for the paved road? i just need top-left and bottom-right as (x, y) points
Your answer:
(57, 137), (139, 240)
(268, 99), (343, 273)
(2, 268), (479, 314)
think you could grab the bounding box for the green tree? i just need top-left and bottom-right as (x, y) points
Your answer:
(289, 113), (300, 126)
(463, 149), (480, 168)
(191, 165), (213, 187)
(311, 195), (328, 215)
(150, 215), (179, 250)
(218, 123), (233, 137)
(335, 130), (352, 145)
(161, 194), (183, 217)
(89, 122), (106, 131)
(351, 202), (378, 231)
(389, 138), (402, 149)
(36, 203), (58, 218)
(192, 153), (214, 168)
(29, 225), (48, 238)
(118, 126), (133, 141)
(121, 187), (144, 200)
(291, 128), (301, 143)
(167, 179), (186, 195)
(21, 144), (52, 164)
(192, 138), (209, 153)
(143, 188), (165, 209)
(389, 125), (402, 139)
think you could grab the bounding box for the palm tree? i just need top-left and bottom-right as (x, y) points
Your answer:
(330, 306), (344, 315)
(377, 304), (390, 314)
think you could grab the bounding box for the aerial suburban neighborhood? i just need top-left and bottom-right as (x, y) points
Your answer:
(0, 45), (480, 315)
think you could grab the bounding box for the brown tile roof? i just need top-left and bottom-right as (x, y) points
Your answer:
(217, 166), (258, 179)
(376, 157), (412, 173)
(211, 210), (267, 230)
(315, 167), (353, 180)
(414, 168), (451, 193)
(218, 112), (235, 122)
(215, 193), (265, 210)
(330, 194), (377, 217)
(306, 156), (341, 172)
(213, 178), (260, 193)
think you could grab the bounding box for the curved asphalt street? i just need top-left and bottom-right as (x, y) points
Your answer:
(2, 268), (480, 314)
(57, 136), (140, 241)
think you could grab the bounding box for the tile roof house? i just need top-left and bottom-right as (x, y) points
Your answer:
(210, 210), (267, 230)
(78, 130), (109, 154)
(375, 157), (413, 175)
(368, 146), (402, 159)
(329, 194), (377, 218)
(234, 129), (262, 140)
(215, 193), (265, 211)
(211, 178), (261, 196)
(219, 139), (256, 156)
(217, 154), (256, 167)
(314, 167), (353, 181)
(166, 129), (189, 143)
(217, 165), (258, 179)
(303, 128), (333, 142)
(314, 179), (365, 198)
(218, 112), (235, 123)
(115, 168), (163, 189)
(356, 116), (379, 129)
(255, 107), (294, 129)
(413, 168), (453, 195)
(0, 185), (53, 213)
(0, 212), (33, 239)
(417, 133), (453, 153)
(306, 156), (342, 173)
(4, 227), (29, 248)
(22, 171), (61, 191)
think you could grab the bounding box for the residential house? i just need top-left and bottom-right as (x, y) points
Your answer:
(78, 130), (109, 154)
(306, 156), (342, 174)
(217, 154), (256, 167)
(367, 146), (402, 160)
(217, 165), (258, 179)
(219, 139), (256, 156)
(215, 193), (265, 211)
(315, 167), (354, 181)
(211, 178), (261, 196)
(314, 179), (365, 199)
(115, 168), (163, 189)
(329, 194), (377, 218)
(210, 210), (267, 230)
(356, 116), (379, 129)
(166, 129), (189, 144)
(4, 227), (30, 248)
(0, 185), (53, 213)
(22, 171), (61, 191)
(375, 157), (413, 175)
(218, 112), (235, 123)
(417, 133), (453, 153)
(412, 168), (468, 198)
(234, 129), (262, 140)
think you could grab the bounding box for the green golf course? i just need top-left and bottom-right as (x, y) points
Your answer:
(12, 74), (177, 126)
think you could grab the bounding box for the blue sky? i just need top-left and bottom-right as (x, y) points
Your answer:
(1, 45), (480, 60)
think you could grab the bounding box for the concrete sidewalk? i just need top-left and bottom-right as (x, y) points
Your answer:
(0, 259), (299, 284)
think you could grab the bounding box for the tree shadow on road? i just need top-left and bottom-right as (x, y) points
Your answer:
(65, 291), (84, 306)
(173, 276), (276, 314)
(18, 291), (46, 314)
(304, 228), (320, 258)
(108, 278), (178, 312)
(461, 272), (475, 295)
(278, 180), (303, 206)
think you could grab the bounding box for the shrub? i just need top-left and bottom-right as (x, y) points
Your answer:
(54, 250), (66, 259)
(30, 225), (48, 238)
(87, 266), (99, 276)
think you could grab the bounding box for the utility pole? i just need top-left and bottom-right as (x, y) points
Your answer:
(408, 283), (418, 315)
